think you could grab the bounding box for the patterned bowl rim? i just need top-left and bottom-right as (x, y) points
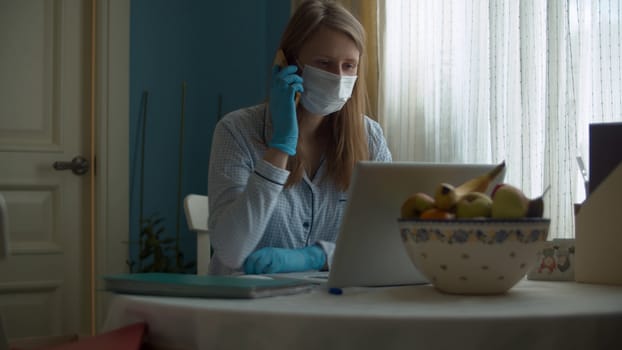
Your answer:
(397, 218), (550, 224)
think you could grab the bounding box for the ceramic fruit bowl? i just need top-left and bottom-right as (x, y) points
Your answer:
(398, 218), (550, 295)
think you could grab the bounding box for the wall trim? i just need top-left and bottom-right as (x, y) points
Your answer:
(94, 0), (130, 331)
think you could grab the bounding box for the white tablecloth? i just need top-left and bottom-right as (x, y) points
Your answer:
(102, 279), (622, 350)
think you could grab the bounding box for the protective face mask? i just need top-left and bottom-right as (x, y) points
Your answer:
(300, 65), (358, 116)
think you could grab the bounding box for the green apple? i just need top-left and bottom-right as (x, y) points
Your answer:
(456, 192), (493, 218)
(491, 184), (529, 219)
(401, 192), (435, 218)
(434, 183), (458, 210)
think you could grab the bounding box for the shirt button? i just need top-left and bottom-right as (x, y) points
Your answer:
(303, 222), (310, 229)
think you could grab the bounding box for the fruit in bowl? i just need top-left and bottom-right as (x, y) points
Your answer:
(398, 162), (551, 294)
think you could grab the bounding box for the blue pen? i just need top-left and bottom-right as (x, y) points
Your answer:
(328, 287), (343, 295)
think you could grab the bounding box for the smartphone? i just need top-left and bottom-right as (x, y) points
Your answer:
(272, 48), (289, 69)
(273, 49), (300, 106)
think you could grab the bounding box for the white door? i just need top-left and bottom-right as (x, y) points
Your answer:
(0, 0), (92, 339)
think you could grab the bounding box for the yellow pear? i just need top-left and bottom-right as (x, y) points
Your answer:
(401, 192), (435, 218)
(491, 184), (529, 219)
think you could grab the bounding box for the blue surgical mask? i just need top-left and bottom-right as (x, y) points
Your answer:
(300, 65), (358, 116)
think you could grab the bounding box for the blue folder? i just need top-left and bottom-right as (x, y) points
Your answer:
(103, 273), (315, 299)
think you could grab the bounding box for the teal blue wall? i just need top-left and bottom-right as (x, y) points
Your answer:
(129, 0), (291, 272)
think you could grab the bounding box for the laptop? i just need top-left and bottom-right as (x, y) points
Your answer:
(269, 161), (504, 288)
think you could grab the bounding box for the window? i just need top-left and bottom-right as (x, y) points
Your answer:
(378, 0), (622, 239)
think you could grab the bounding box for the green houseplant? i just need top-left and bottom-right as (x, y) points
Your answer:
(127, 83), (195, 273)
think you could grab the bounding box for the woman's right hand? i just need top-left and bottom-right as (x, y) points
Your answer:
(267, 65), (303, 156)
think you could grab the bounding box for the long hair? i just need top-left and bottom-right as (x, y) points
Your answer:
(276, 0), (370, 191)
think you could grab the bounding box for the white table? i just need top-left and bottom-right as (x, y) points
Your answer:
(102, 279), (622, 350)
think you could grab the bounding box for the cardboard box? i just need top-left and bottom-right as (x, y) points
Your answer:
(575, 163), (622, 285)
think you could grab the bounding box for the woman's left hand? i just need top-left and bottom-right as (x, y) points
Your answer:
(268, 65), (304, 156)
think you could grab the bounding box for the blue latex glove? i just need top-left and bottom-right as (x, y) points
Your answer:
(267, 65), (303, 156)
(244, 245), (326, 274)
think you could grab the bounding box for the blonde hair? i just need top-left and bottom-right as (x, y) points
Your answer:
(278, 0), (370, 191)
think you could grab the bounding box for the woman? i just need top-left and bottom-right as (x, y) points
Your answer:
(207, 0), (392, 275)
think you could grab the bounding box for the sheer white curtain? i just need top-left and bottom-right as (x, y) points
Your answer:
(378, 0), (622, 239)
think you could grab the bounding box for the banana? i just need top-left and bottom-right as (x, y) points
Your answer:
(454, 161), (506, 199)
(401, 161), (507, 220)
(434, 183), (458, 210)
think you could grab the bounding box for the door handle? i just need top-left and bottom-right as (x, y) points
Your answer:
(53, 156), (90, 175)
